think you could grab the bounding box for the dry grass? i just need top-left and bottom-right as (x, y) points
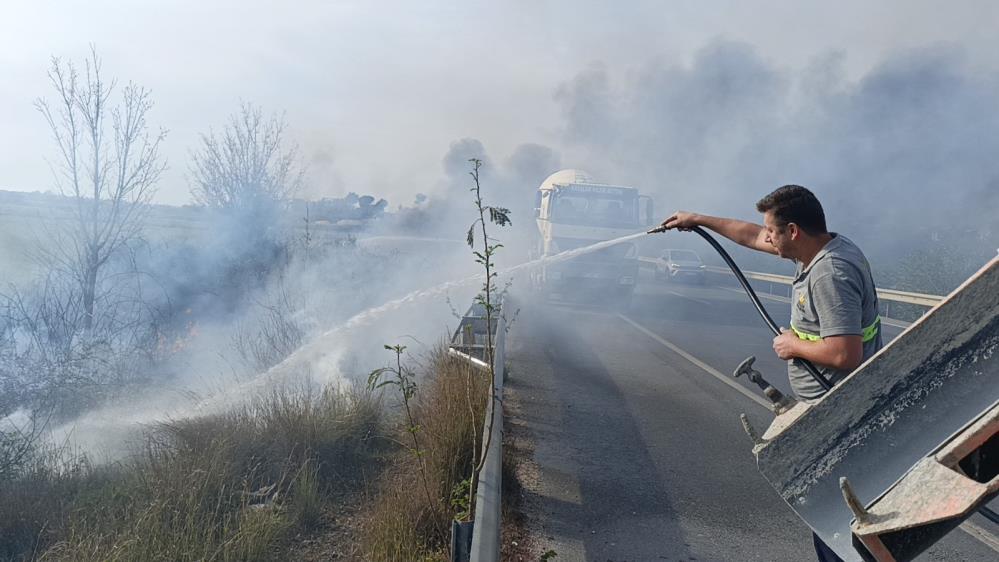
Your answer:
(0, 385), (383, 562)
(0, 346), (490, 562)
(362, 346), (489, 562)
(0, 451), (111, 561)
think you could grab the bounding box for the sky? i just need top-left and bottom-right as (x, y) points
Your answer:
(2, 1), (999, 208)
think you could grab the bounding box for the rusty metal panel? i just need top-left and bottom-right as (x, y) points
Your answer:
(752, 257), (999, 561)
(849, 403), (999, 560)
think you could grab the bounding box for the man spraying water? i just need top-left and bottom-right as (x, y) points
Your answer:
(654, 184), (883, 562)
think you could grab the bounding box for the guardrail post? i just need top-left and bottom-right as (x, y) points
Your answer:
(451, 520), (473, 562)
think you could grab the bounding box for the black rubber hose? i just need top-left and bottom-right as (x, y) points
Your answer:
(682, 226), (833, 392)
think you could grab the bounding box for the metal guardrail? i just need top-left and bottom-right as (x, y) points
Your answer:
(448, 300), (506, 562)
(469, 309), (504, 562)
(638, 257), (944, 307)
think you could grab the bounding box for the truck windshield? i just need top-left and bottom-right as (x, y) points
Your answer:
(551, 192), (638, 228)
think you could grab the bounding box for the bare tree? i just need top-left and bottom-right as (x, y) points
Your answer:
(0, 49), (168, 415)
(189, 103), (302, 213)
(33, 47), (167, 336)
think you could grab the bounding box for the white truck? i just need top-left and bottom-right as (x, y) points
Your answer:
(532, 169), (654, 305)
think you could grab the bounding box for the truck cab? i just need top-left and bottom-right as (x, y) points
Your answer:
(533, 169), (653, 305)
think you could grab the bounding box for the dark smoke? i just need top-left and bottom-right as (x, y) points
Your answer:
(553, 40), (999, 285)
(406, 137), (561, 254)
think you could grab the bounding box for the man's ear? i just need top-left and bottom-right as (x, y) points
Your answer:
(787, 222), (800, 240)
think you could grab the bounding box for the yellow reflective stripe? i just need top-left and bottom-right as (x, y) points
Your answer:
(862, 315), (881, 343)
(791, 325), (822, 341)
(791, 316), (880, 343)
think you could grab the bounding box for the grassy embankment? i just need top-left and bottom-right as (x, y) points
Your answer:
(0, 347), (488, 561)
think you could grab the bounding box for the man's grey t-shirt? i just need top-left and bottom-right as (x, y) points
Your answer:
(788, 234), (883, 401)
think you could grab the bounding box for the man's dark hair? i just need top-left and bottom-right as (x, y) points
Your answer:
(755, 184), (828, 235)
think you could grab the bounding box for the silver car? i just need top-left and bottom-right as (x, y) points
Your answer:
(655, 249), (706, 284)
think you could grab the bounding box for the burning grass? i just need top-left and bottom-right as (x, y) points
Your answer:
(362, 345), (489, 561)
(0, 385), (384, 561)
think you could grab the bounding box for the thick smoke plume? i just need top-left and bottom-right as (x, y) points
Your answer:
(552, 41), (999, 279)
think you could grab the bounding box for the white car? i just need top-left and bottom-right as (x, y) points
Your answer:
(655, 249), (707, 284)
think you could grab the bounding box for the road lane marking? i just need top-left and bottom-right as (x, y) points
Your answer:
(619, 312), (999, 555)
(961, 519), (999, 553)
(667, 290), (712, 306)
(616, 313), (771, 410)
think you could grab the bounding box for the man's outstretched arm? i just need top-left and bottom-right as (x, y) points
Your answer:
(659, 211), (777, 255)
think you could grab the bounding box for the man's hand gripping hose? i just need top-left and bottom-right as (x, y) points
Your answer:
(647, 224), (833, 392)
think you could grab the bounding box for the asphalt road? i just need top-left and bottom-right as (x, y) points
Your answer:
(505, 268), (999, 562)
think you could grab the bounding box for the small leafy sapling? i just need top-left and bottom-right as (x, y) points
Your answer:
(463, 158), (511, 518)
(368, 344), (436, 512)
(450, 477), (471, 521)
